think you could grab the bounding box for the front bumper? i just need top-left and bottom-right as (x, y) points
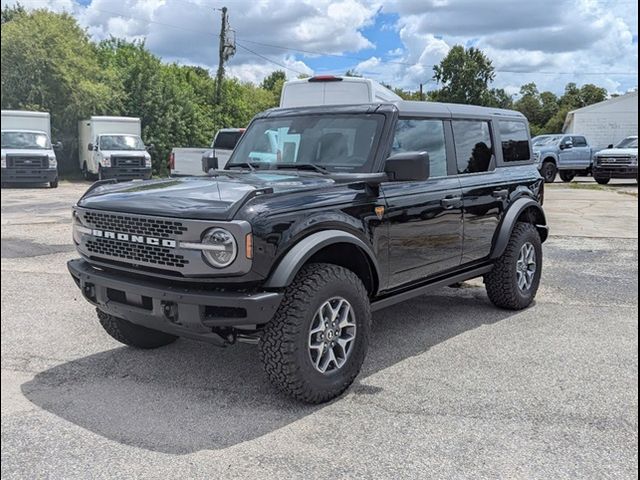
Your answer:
(593, 165), (638, 179)
(100, 166), (152, 181)
(68, 259), (283, 341)
(1, 167), (57, 183)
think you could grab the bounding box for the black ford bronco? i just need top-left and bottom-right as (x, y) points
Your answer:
(68, 101), (548, 403)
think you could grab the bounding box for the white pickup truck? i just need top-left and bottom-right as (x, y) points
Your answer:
(168, 147), (209, 176)
(200, 128), (245, 173)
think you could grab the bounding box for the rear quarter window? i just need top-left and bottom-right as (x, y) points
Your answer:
(499, 121), (531, 162)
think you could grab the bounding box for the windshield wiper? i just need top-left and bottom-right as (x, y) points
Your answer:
(273, 163), (330, 175)
(227, 162), (258, 172)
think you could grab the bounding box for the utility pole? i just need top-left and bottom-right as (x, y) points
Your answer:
(215, 6), (229, 105)
(419, 83), (424, 101)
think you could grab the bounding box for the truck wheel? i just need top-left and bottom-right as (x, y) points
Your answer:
(485, 223), (542, 310)
(97, 309), (178, 348)
(559, 171), (576, 183)
(49, 178), (59, 188)
(259, 263), (371, 404)
(82, 163), (91, 181)
(594, 177), (610, 185)
(540, 161), (557, 183)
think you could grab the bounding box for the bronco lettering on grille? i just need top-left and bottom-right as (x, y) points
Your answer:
(90, 229), (176, 248)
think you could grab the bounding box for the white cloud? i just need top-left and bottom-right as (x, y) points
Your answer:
(2, 0), (637, 94)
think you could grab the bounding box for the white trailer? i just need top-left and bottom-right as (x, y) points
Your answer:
(78, 116), (151, 181)
(1, 110), (59, 188)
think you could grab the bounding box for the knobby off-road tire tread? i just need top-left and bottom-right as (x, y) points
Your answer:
(259, 263), (370, 404)
(97, 309), (178, 349)
(485, 222), (541, 311)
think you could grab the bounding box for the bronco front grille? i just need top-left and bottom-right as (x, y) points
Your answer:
(82, 211), (187, 238)
(86, 238), (189, 268)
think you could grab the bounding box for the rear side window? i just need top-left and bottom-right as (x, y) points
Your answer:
(214, 131), (243, 150)
(452, 120), (494, 174)
(499, 121), (531, 162)
(572, 136), (587, 147)
(392, 119), (447, 177)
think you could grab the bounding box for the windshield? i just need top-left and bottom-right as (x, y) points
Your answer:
(615, 137), (638, 148)
(1, 131), (50, 150)
(228, 114), (384, 173)
(99, 135), (145, 151)
(532, 135), (561, 146)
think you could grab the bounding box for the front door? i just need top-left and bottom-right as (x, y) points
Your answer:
(381, 118), (463, 289)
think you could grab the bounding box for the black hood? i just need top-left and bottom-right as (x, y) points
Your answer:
(77, 172), (338, 220)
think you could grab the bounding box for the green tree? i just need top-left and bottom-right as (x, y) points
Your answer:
(1, 3), (25, 24)
(431, 45), (496, 105)
(514, 83), (542, 125)
(1, 9), (119, 172)
(261, 70), (286, 105)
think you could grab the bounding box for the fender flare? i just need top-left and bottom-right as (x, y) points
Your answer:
(263, 230), (382, 292)
(491, 197), (548, 260)
(540, 153), (558, 165)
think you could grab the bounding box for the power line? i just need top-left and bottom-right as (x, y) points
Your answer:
(236, 43), (307, 76)
(19, 0), (640, 77)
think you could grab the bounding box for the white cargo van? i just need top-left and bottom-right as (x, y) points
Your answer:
(79, 116), (152, 181)
(279, 76), (402, 108)
(1, 110), (61, 188)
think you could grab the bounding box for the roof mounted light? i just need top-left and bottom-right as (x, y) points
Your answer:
(308, 75), (343, 83)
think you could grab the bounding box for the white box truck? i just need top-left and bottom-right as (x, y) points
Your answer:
(279, 76), (402, 108)
(1, 110), (61, 188)
(79, 116), (151, 181)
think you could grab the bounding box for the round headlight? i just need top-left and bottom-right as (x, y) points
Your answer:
(201, 228), (237, 268)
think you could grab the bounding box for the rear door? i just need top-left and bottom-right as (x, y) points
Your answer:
(381, 118), (463, 289)
(453, 119), (510, 263)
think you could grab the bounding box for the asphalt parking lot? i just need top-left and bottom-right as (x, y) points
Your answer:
(1, 178), (638, 479)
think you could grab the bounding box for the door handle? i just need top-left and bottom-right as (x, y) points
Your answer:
(492, 189), (509, 199)
(441, 196), (462, 209)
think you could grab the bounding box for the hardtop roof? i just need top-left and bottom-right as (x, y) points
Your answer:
(261, 101), (527, 121)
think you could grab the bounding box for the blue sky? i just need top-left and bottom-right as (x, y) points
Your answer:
(3, 0), (638, 95)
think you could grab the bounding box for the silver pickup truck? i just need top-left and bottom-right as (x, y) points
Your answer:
(532, 134), (594, 183)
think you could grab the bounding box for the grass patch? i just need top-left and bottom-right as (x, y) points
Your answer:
(567, 183), (607, 191)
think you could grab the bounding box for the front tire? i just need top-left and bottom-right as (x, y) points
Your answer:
(559, 170), (576, 183)
(594, 176), (610, 185)
(97, 309), (178, 348)
(485, 223), (542, 310)
(49, 178), (59, 188)
(541, 161), (557, 183)
(260, 263), (371, 404)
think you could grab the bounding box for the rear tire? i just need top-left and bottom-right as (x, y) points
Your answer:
(541, 161), (557, 183)
(559, 171), (576, 183)
(259, 263), (371, 404)
(97, 309), (178, 349)
(485, 223), (542, 310)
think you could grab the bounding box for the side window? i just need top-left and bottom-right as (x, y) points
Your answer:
(452, 120), (494, 174)
(392, 119), (447, 177)
(499, 121), (531, 162)
(572, 136), (587, 147)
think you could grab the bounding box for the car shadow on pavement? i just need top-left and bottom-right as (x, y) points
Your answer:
(21, 287), (519, 454)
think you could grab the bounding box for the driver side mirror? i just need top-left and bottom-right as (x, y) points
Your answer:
(87, 143), (93, 151)
(384, 152), (430, 182)
(146, 143), (155, 152)
(608, 144), (614, 149)
(560, 140), (573, 150)
(53, 141), (63, 151)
